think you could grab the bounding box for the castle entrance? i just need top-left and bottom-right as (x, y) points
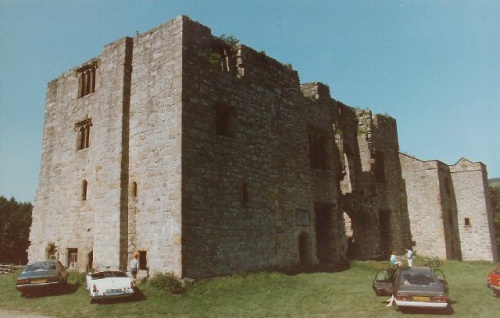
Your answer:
(314, 203), (334, 263)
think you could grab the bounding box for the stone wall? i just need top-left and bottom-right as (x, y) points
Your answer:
(29, 36), (133, 271)
(29, 15), (495, 279)
(400, 154), (497, 262)
(127, 16), (184, 277)
(450, 159), (497, 261)
(180, 18), (346, 277)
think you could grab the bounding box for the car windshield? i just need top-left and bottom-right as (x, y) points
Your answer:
(401, 272), (438, 286)
(25, 262), (56, 272)
(91, 270), (128, 279)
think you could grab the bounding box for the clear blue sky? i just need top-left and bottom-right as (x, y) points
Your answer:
(1, 0), (499, 203)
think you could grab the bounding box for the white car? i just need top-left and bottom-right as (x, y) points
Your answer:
(86, 266), (135, 303)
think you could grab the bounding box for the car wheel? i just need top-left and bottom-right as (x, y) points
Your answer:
(494, 290), (500, 297)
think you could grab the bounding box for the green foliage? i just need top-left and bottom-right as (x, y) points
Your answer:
(219, 33), (239, 48)
(148, 271), (185, 294)
(68, 271), (87, 286)
(490, 186), (500, 247)
(0, 196), (32, 264)
(208, 52), (222, 68)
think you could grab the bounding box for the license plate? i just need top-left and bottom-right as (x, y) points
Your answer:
(107, 289), (123, 294)
(31, 279), (47, 284)
(413, 296), (430, 301)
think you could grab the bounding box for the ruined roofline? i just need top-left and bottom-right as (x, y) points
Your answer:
(400, 152), (487, 172)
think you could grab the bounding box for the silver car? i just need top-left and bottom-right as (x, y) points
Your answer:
(373, 267), (449, 312)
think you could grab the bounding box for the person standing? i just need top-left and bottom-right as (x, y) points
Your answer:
(405, 248), (414, 267)
(390, 250), (402, 267)
(130, 252), (139, 287)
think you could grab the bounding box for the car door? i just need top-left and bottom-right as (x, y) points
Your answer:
(434, 269), (448, 292)
(372, 269), (396, 296)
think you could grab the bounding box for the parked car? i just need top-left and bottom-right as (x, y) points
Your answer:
(16, 260), (68, 297)
(487, 263), (500, 296)
(86, 266), (135, 303)
(372, 266), (449, 311)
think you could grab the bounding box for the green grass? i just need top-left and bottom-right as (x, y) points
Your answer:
(1, 260), (498, 317)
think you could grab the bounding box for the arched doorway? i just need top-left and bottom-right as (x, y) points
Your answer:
(298, 232), (313, 265)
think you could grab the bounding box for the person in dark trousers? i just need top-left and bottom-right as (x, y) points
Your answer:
(130, 252), (139, 287)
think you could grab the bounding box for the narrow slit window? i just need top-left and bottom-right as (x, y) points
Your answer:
(464, 218), (471, 226)
(82, 180), (88, 201)
(132, 182), (138, 198)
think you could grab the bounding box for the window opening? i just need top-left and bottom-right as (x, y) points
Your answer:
(82, 180), (88, 200)
(67, 248), (78, 268)
(464, 218), (471, 226)
(374, 151), (386, 183)
(209, 37), (238, 74)
(77, 62), (97, 98)
(132, 182), (138, 198)
(138, 251), (147, 270)
(308, 128), (329, 170)
(215, 103), (235, 137)
(75, 118), (92, 150)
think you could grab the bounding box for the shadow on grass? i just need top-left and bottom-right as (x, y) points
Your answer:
(397, 305), (455, 315)
(21, 282), (81, 298)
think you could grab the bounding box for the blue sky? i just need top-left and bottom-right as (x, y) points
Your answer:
(1, 0), (499, 203)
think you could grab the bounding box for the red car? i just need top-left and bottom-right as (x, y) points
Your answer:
(487, 264), (500, 297)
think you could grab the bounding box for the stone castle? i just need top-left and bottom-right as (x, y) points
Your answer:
(28, 16), (497, 278)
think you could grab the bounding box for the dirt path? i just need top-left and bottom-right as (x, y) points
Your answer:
(0, 308), (54, 318)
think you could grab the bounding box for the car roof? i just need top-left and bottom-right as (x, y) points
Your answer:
(27, 260), (58, 265)
(399, 267), (432, 273)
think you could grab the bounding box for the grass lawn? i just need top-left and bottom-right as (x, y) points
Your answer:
(0, 259), (498, 317)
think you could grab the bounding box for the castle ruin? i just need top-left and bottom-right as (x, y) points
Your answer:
(28, 16), (497, 278)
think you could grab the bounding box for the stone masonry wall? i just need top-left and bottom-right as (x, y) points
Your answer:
(400, 155), (496, 261)
(30, 15), (496, 279)
(180, 18), (345, 277)
(127, 17), (184, 277)
(450, 159), (498, 261)
(29, 36), (133, 271)
(400, 155), (452, 259)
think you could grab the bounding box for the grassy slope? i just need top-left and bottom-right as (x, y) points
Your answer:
(0, 260), (498, 317)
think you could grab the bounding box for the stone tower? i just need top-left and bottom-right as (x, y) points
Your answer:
(400, 154), (497, 262)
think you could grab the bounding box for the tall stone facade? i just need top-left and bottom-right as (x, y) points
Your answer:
(28, 16), (496, 278)
(400, 155), (498, 262)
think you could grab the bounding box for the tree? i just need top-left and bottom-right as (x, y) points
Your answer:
(0, 196), (32, 264)
(490, 187), (500, 255)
